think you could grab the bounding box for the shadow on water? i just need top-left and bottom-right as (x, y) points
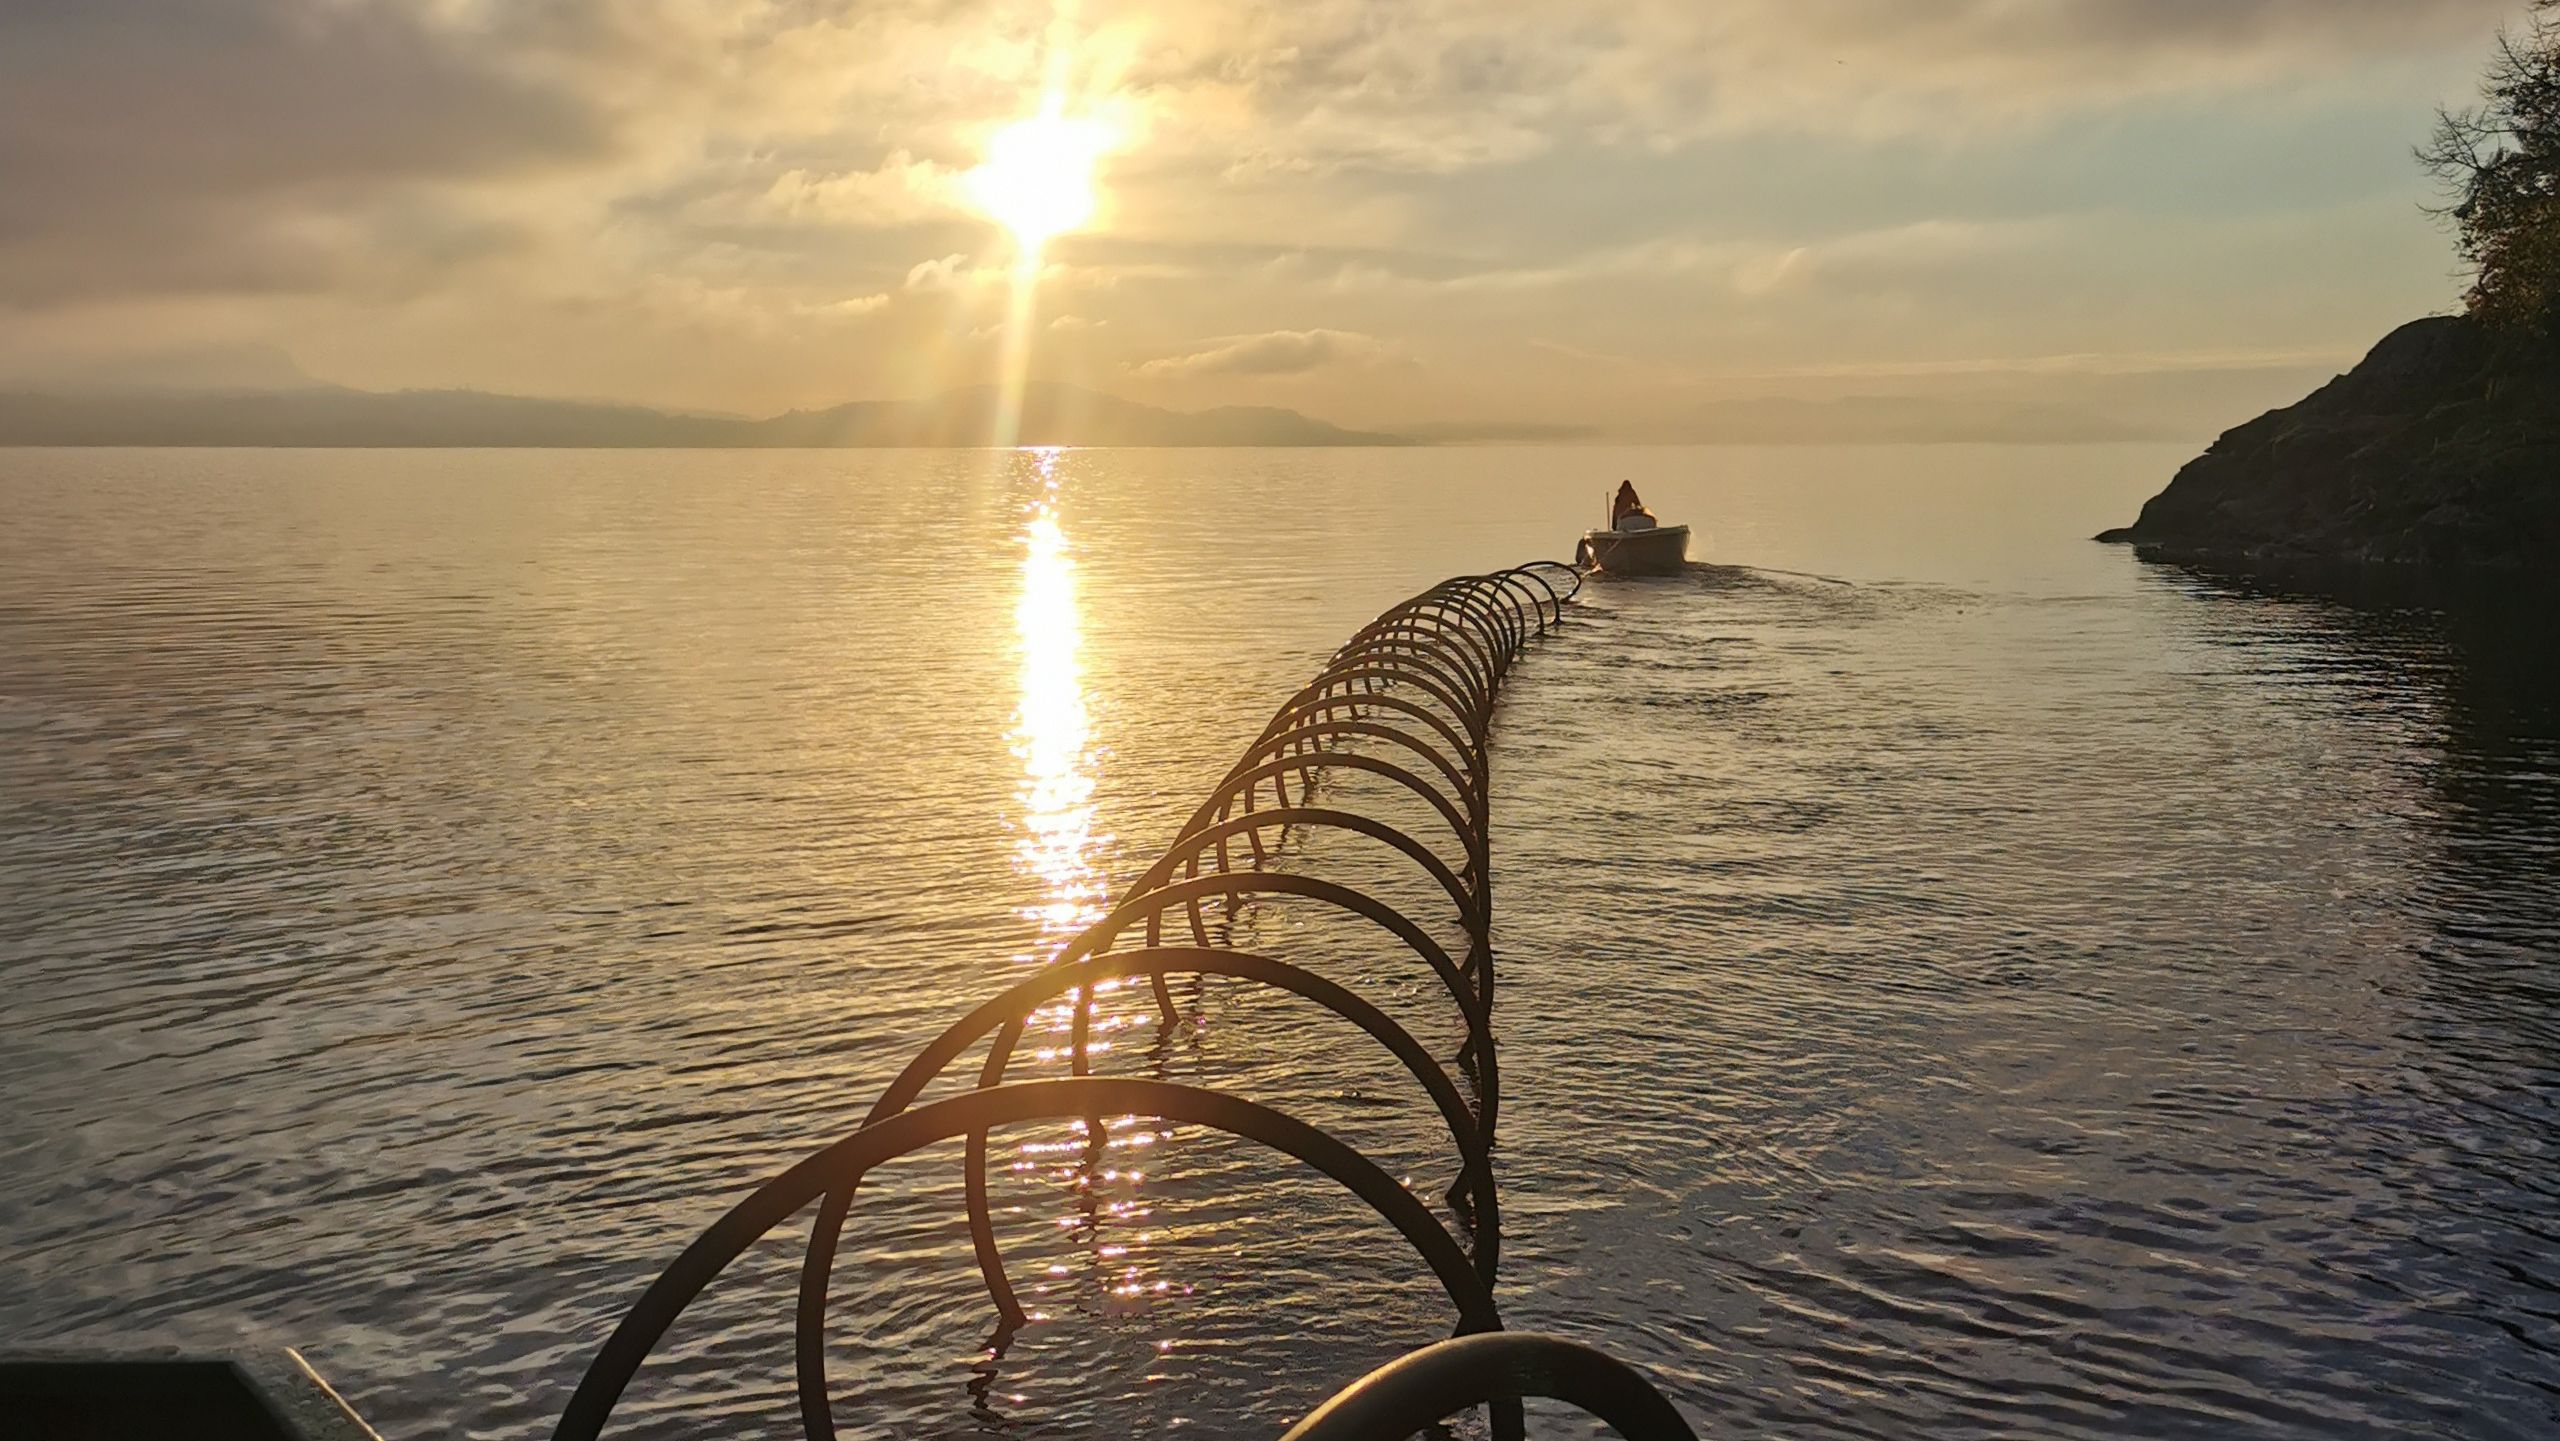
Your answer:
(2142, 551), (2560, 1088)
(2142, 555), (2560, 898)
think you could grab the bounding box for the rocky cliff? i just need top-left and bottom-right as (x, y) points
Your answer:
(2098, 316), (2559, 567)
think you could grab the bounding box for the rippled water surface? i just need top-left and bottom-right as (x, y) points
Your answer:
(3, 446), (2555, 1439)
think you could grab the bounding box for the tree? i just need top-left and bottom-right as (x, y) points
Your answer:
(2420, 0), (2560, 343)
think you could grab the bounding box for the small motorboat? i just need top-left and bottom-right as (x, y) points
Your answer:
(1575, 482), (1690, 576)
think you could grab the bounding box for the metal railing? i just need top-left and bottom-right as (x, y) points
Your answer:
(553, 561), (1698, 1439)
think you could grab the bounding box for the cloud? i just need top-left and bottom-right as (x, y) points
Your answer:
(1109, 0), (2521, 183)
(900, 253), (1066, 293)
(1670, 0), (2518, 135)
(1133, 329), (1399, 379)
(0, 0), (2512, 418)
(749, 155), (965, 228)
(904, 254), (976, 292)
(795, 294), (891, 320)
(1732, 246), (1814, 298)
(0, 0), (614, 304)
(1306, 215), (2062, 299)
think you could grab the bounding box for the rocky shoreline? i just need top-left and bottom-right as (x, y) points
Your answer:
(2098, 316), (2559, 569)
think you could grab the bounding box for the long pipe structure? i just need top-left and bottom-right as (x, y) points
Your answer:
(553, 560), (1698, 1439)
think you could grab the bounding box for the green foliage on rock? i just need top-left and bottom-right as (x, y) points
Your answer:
(2421, 1), (2560, 344)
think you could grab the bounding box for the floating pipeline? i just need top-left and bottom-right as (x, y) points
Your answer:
(550, 560), (1701, 1441)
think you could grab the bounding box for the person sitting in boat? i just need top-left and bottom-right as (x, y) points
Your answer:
(1610, 480), (1659, 532)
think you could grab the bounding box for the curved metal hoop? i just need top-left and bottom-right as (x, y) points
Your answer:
(791, 947), (1509, 1431)
(1225, 719), (1480, 824)
(1196, 753), (1486, 888)
(1340, 618), (1496, 708)
(1288, 658), (1485, 753)
(1256, 690), (1484, 794)
(549, 1079), (1498, 1441)
(1390, 587), (1522, 667)
(1373, 601), (1509, 684)
(952, 864), (1502, 1364)
(1278, 1333), (1699, 1441)
(1136, 807), (1488, 944)
(546, 561), (1711, 1441)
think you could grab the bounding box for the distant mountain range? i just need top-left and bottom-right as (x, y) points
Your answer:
(0, 381), (1410, 448)
(0, 375), (2210, 448)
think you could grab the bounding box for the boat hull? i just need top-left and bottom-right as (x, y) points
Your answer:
(1577, 524), (1690, 576)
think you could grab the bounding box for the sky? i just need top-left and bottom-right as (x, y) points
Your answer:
(0, 0), (2534, 440)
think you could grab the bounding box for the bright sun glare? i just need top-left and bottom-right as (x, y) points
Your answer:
(968, 107), (1110, 255)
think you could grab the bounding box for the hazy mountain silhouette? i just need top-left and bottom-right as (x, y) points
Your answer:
(1402, 420), (1603, 443)
(0, 380), (1408, 448)
(749, 383), (1407, 447)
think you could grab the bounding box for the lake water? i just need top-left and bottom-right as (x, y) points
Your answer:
(2, 446), (2554, 1440)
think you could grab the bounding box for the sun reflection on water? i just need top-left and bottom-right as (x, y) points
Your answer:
(1003, 450), (1186, 1355)
(1009, 452), (1104, 942)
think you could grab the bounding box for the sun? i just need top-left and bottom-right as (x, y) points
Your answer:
(967, 107), (1111, 256)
